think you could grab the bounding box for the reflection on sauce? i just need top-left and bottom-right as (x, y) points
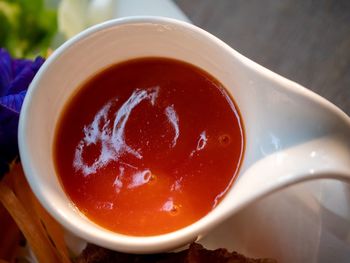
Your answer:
(54, 58), (244, 236)
(164, 105), (179, 148)
(73, 87), (159, 176)
(190, 131), (208, 157)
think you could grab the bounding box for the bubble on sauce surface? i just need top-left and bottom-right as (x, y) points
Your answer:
(218, 134), (231, 146)
(128, 169), (155, 189)
(161, 198), (181, 215)
(190, 130), (208, 157)
(197, 131), (208, 150)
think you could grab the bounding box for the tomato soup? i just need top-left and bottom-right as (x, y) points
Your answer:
(54, 58), (244, 236)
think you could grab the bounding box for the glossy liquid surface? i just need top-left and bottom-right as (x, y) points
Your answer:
(54, 58), (244, 236)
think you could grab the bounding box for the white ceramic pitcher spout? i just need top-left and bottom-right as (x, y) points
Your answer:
(18, 17), (350, 253)
(219, 58), (350, 220)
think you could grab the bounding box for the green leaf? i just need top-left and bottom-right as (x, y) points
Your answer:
(0, 0), (57, 58)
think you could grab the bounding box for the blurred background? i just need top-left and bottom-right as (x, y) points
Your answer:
(1, 0), (348, 115)
(175, 0), (350, 115)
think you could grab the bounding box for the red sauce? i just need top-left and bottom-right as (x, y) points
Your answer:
(54, 58), (244, 236)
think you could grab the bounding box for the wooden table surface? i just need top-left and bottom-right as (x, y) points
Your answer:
(175, 0), (350, 115)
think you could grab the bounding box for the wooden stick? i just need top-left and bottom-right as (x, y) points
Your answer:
(0, 182), (61, 263)
(11, 165), (71, 263)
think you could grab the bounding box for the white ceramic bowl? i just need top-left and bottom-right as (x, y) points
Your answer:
(18, 17), (350, 254)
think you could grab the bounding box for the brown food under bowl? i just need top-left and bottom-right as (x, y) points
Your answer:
(76, 243), (277, 263)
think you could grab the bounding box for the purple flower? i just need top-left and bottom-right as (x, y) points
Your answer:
(0, 48), (45, 176)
